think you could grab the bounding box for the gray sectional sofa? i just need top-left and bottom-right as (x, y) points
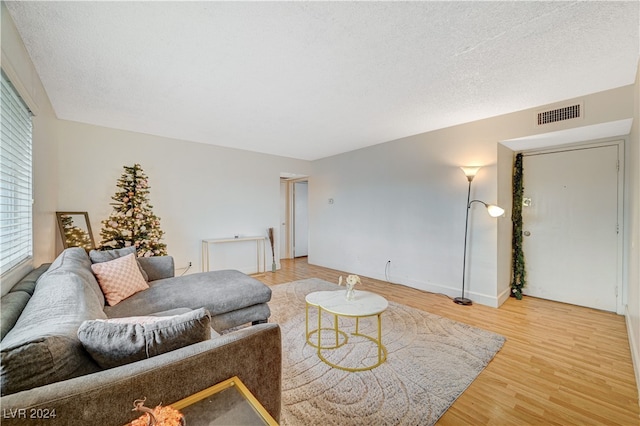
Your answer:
(0, 247), (281, 425)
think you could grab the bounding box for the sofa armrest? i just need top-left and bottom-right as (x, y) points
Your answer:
(137, 256), (175, 281)
(0, 323), (281, 426)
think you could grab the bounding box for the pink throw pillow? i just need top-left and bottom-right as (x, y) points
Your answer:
(91, 253), (149, 306)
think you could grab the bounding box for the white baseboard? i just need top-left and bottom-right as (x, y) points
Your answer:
(379, 275), (502, 308)
(308, 259), (503, 308)
(497, 286), (512, 307)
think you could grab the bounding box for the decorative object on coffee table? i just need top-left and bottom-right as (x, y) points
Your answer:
(56, 211), (95, 250)
(99, 163), (167, 257)
(338, 274), (360, 301)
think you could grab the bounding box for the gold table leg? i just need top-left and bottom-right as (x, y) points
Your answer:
(305, 302), (309, 342)
(306, 303), (347, 350)
(317, 312), (387, 372)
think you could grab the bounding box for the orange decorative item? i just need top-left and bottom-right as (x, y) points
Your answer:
(130, 398), (185, 426)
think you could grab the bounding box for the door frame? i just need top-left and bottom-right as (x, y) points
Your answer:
(281, 176), (309, 259)
(279, 179), (290, 260)
(292, 178), (309, 258)
(521, 139), (625, 314)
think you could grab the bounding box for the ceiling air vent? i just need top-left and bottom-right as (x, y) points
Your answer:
(537, 103), (582, 126)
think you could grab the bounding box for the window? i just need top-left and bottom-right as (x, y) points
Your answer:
(1, 69), (33, 277)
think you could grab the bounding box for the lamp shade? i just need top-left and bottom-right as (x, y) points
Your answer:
(460, 166), (481, 181)
(486, 204), (505, 217)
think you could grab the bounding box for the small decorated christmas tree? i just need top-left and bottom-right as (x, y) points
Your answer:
(99, 164), (167, 257)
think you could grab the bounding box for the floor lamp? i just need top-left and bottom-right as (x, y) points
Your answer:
(454, 166), (505, 306)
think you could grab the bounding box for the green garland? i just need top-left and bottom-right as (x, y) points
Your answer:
(511, 153), (526, 299)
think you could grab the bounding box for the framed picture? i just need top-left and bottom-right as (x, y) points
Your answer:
(56, 211), (96, 250)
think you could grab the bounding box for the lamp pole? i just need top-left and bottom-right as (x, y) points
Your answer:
(454, 177), (474, 306)
(455, 167), (504, 306)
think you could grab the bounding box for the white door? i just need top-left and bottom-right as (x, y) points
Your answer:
(522, 144), (620, 312)
(280, 180), (289, 259)
(293, 181), (308, 257)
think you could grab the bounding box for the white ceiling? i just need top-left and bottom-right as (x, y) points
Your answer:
(5, 1), (639, 161)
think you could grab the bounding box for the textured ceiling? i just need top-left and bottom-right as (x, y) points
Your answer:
(5, 1), (639, 160)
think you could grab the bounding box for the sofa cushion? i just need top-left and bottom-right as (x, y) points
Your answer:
(90, 246), (149, 281)
(0, 336), (101, 396)
(46, 247), (105, 306)
(103, 270), (272, 320)
(2, 264), (52, 340)
(0, 291), (30, 341)
(137, 256), (175, 281)
(77, 308), (211, 369)
(8, 263), (51, 296)
(91, 253), (149, 306)
(0, 248), (107, 396)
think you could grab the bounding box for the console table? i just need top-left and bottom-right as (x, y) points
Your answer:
(202, 236), (266, 275)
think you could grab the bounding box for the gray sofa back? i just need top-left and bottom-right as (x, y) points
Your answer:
(0, 264), (50, 341)
(0, 248), (106, 396)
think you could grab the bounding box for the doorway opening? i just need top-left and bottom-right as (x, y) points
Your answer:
(279, 174), (309, 260)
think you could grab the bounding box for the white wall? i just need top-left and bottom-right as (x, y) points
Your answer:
(496, 143), (514, 304)
(627, 59), (640, 402)
(1, 2), (59, 292)
(50, 119), (310, 274)
(309, 84), (635, 307)
(311, 135), (501, 305)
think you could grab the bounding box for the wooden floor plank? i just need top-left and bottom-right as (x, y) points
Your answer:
(256, 257), (640, 424)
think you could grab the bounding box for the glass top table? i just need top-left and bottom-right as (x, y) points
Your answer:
(305, 290), (388, 372)
(171, 376), (278, 425)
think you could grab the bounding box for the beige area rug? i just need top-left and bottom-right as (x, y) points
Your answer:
(269, 279), (506, 426)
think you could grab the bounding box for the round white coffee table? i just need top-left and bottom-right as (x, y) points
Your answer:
(305, 290), (388, 372)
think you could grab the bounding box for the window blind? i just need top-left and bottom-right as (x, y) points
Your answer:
(1, 69), (33, 276)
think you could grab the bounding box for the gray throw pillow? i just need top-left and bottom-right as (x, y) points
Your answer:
(89, 246), (149, 281)
(77, 308), (211, 369)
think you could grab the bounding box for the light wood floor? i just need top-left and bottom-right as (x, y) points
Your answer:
(256, 257), (640, 425)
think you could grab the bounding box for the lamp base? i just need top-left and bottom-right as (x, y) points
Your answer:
(453, 297), (473, 306)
